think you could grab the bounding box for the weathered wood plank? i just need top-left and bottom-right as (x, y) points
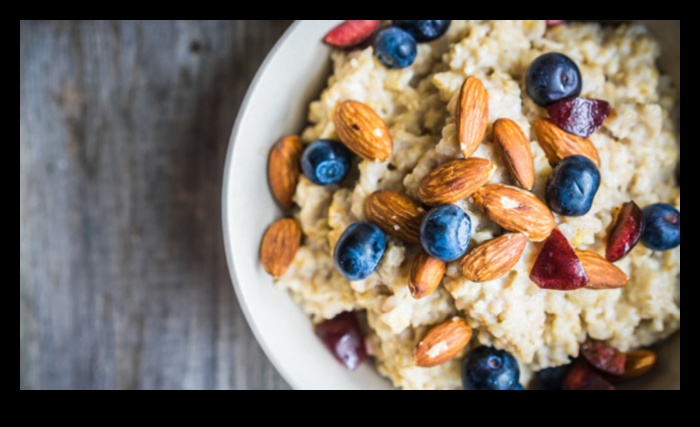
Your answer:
(20, 20), (293, 390)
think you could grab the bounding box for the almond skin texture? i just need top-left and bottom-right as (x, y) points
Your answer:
(333, 100), (393, 162)
(456, 77), (489, 158)
(415, 318), (473, 368)
(418, 158), (496, 206)
(493, 119), (535, 190)
(614, 350), (658, 383)
(364, 190), (425, 244)
(461, 234), (528, 282)
(534, 118), (601, 167)
(410, 251), (447, 299)
(260, 218), (302, 278)
(577, 250), (630, 290)
(473, 184), (556, 242)
(268, 136), (303, 210)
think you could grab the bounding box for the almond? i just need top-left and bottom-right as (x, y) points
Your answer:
(614, 350), (658, 383)
(417, 158), (495, 207)
(457, 77), (489, 158)
(410, 251), (447, 299)
(415, 318), (473, 368)
(473, 184), (556, 242)
(534, 118), (601, 167)
(268, 136), (303, 210)
(260, 218), (302, 278)
(577, 250), (630, 289)
(364, 190), (425, 244)
(461, 234), (528, 282)
(333, 100), (393, 162)
(493, 119), (535, 190)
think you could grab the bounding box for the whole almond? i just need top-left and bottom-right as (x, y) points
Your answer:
(493, 118), (535, 190)
(473, 184), (556, 242)
(365, 190), (425, 244)
(457, 77), (489, 158)
(418, 158), (496, 206)
(534, 118), (601, 167)
(415, 318), (473, 368)
(461, 234), (528, 282)
(614, 350), (658, 383)
(268, 136), (303, 210)
(577, 250), (630, 290)
(260, 218), (302, 278)
(410, 251), (447, 299)
(334, 100), (393, 162)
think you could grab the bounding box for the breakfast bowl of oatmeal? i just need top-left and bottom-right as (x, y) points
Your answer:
(223, 20), (680, 390)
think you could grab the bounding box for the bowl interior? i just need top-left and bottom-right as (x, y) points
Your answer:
(223, 20), (680, 390)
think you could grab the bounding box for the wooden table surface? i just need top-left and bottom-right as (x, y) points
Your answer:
(20, 20), (295, 390)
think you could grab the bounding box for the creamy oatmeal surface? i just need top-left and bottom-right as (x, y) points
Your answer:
(277, 20), (681, 390)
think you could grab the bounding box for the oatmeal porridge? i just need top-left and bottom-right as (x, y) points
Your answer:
(263, 20), (680, 390)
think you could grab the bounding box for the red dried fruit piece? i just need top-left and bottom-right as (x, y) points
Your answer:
(547, 97), (612, 138)
(606, 201), (644, 262)
(530, 228), (590, 291)
(564, 361), (616, 390)
(323, 20), (383, 49)
(314, 312), (368, 371)
(581, 339), (627, 376)
(546, 20), (568, 27)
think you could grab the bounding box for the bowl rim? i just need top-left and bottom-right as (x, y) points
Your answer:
(223, 20), (306, 390)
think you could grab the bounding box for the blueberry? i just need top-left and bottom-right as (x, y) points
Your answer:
(526, 52), (583, 107)
(641, 204), (681, 251)
(512, 384), (525, 391)
(393, 20), (452, 43)
(546, 155), (601, 217)
(420, 205), (471, 262)
(373, 27), (417, 69)
(301, 140), (352, 186)
(536, 364), (572, 390)
(334, 222), (387, 281)
(462, 347), (521, 391)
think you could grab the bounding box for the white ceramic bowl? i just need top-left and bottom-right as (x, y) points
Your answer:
(223, 20), (680, 390)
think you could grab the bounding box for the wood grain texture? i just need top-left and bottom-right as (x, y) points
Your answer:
(20, 20), (293, 390)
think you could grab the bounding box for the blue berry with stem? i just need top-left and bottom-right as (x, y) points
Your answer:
(301, 140), (352, 186)
(373, 27), (417, 69)
(641, 204), (680, 251)
(526, 52), (582, 107)
(462, 347), (521, 391)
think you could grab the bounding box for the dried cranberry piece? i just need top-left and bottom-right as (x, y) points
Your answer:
(564, 361), (616, 390)
(606, 201), (645, 262)
(323, 20), (383, 49)
(547, 97), (611, 138)
(581, 339), (627, 376)
(530, 229), (589, 291)
(314, 312), (368, 371)
(546, 20), (568, 27)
